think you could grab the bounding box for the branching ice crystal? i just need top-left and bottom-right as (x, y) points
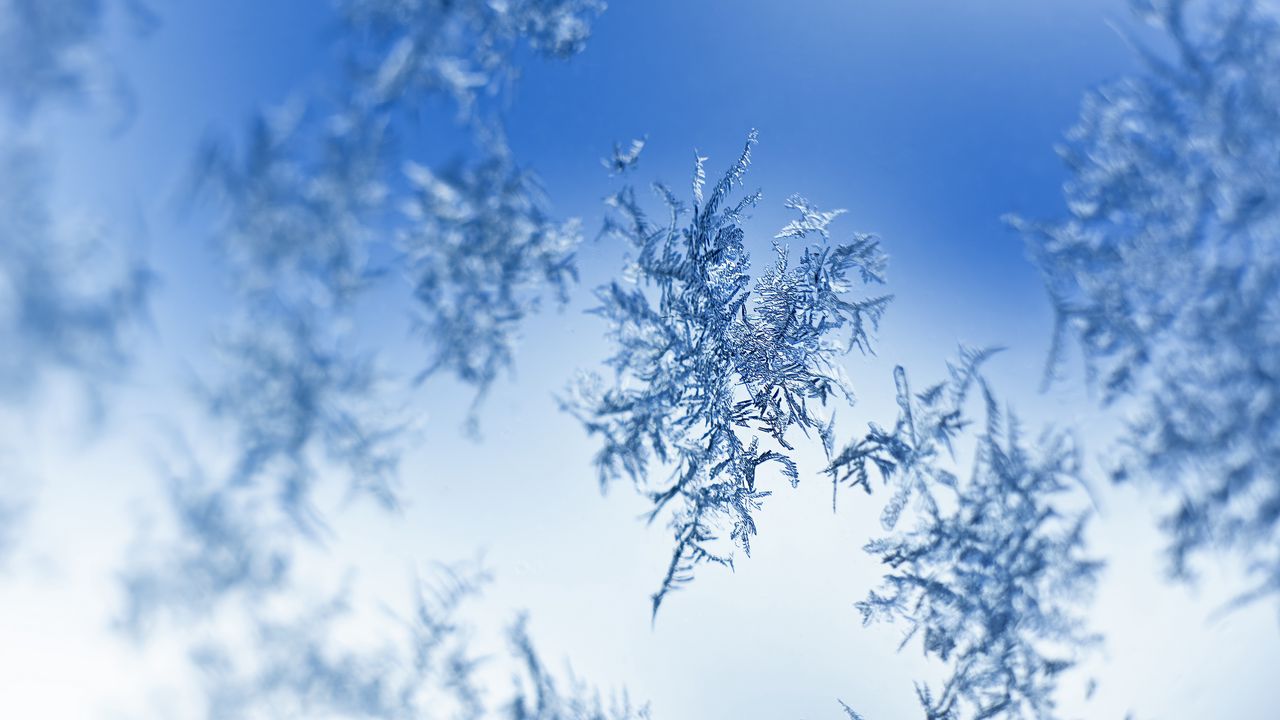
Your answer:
(566, 132), (891, 616)
(831, 352), (1101, 720)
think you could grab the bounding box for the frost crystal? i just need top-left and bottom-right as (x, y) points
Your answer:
(1008, 0), (1280, 605)
(566, 133), (891, 616)
(831, 352), (1101, 720)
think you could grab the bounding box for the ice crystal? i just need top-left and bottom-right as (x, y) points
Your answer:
(831, 353), (1101, 719)
(566, 132), (890, 616)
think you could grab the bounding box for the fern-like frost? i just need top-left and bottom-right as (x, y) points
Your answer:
(831, 353), (1101, 720)
(567, 132), (890, 616)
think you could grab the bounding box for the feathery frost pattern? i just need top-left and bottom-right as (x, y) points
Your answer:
(566, 133), (891, 616)
(1009, 0), (1280, 606)
(831, 352), (1101, 720)
(8, 2), (1268, 717)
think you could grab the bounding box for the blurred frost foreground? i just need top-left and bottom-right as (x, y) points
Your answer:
(827, 352), (1101, 720)
(0, 0), (151, 563)
(118, 0), (651, 715)
(0, 0), (150, 407)
(1, 0), (646, 717)
(1012, 0), (1280, 609)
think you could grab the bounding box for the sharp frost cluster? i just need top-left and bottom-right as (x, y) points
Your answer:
(566, 132), (891, 615)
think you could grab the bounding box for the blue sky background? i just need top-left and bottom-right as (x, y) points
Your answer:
(4, 1), (1280, 717)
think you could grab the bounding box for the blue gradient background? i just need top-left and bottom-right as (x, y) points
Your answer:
(4, 1), (1279, 717)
